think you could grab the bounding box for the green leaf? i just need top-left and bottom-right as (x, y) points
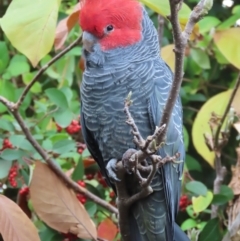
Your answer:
(7, 54), (30, 77)
(53, 108), (73, 128)
(190, 49), (210, 69)
(0, 41), (9, 74)
(86, 183), (105, 199)
(0, 159), (12, 179)
(39, 226), (63, 241)
(0, 0), (61, 67)
(140, 0), (191, 19)
(214, 28), (240, 69)
(181, 218), (197, 231)
(192, 90), (231, 167)
(0, 80), (16, 113)
(45, 88), (69, 109)
(186, 205), (199, 219)
(0, 118), (14, 131)
(198, 16), (221, 34)
(1, 149), (24, 161)
(52, 139), (76, 154)
(85, 201), (97, 217)
(49, 133), (70, 143)
(217, 13), (240, 30)
(220, 185), (234, 200)
(212, 194), (229, 205)
(199, 218), (222, 241)
(82, 149), (91, 159)
(232, 5), (240, 14)
(72, 156), (84, 181)
(192, 191), (213, 213)
(186, 181), (208, 196)
(9, 135), (25, 148)
(22, 72), (42, 93)
(185, 155), (202, 172)
(212, 185), (234, 205)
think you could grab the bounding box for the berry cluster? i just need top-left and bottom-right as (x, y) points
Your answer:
(85, 173), (94, 180)
(1, 138), (13, 151)
(56, 120), (81, 135)
(8, 164), (18, 188)
(66, 120), (81, 134)
(179, 195), (192, 211)
(19, 187), (29, 196)
(76, 180), (87, 204)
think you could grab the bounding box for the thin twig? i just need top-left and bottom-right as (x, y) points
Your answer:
(214, 73), (240, 148)
(14, 35), (82, 109)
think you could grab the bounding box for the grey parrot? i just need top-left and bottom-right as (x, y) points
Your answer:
(79, 0), (189, 240)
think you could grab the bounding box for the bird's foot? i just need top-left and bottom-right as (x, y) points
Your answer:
(106, 158), (120, 182)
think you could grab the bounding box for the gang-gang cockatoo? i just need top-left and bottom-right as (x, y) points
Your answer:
(79, 0), (189, 240)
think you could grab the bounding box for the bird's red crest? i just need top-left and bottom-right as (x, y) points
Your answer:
(79, 0), (143, 50)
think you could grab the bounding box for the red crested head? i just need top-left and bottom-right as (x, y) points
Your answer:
(79, 0), (143, 50)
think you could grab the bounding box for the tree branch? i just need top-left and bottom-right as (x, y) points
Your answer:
(157, 0), (208, 144)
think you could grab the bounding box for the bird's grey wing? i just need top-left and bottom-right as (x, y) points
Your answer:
(149, 62), (185, 233)
(80, 107), (115, 190)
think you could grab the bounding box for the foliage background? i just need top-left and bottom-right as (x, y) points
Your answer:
(0, 0), (240, 240)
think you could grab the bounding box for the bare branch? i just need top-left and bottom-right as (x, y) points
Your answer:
(13, 35), (82, 110)
(158, 0), (209, 143)
(214, 73), (240, 148)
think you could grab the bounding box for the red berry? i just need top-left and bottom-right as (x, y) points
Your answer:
(77, 180), (86, 188)
(86, 173), (94, 180)
(56, 124), (62, 132)
(78, 147), (84, 154)
(72, 120), (78, 126)
(80, 197), (86, 204)
(109, 191), (115, 198)
(99, 178), (108, 187)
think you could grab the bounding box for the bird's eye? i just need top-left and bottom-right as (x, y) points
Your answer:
(106, 25), (114, 32)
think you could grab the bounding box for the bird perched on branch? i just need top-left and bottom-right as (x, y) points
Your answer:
(79, 0), (188, 240)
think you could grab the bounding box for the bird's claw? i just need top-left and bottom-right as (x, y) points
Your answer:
(106, 158), (120, 182)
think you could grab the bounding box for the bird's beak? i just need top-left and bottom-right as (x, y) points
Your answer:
(82, 31), (96, 53)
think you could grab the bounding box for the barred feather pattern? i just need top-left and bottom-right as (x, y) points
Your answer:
(81, 7), (185, 241)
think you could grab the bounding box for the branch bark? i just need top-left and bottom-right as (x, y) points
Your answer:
(157, 0), (207, 144)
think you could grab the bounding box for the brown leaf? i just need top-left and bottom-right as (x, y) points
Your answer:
(54, 3), (81, 50)
(30, 161), (97, 240)
(0, 195), (40, 241)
